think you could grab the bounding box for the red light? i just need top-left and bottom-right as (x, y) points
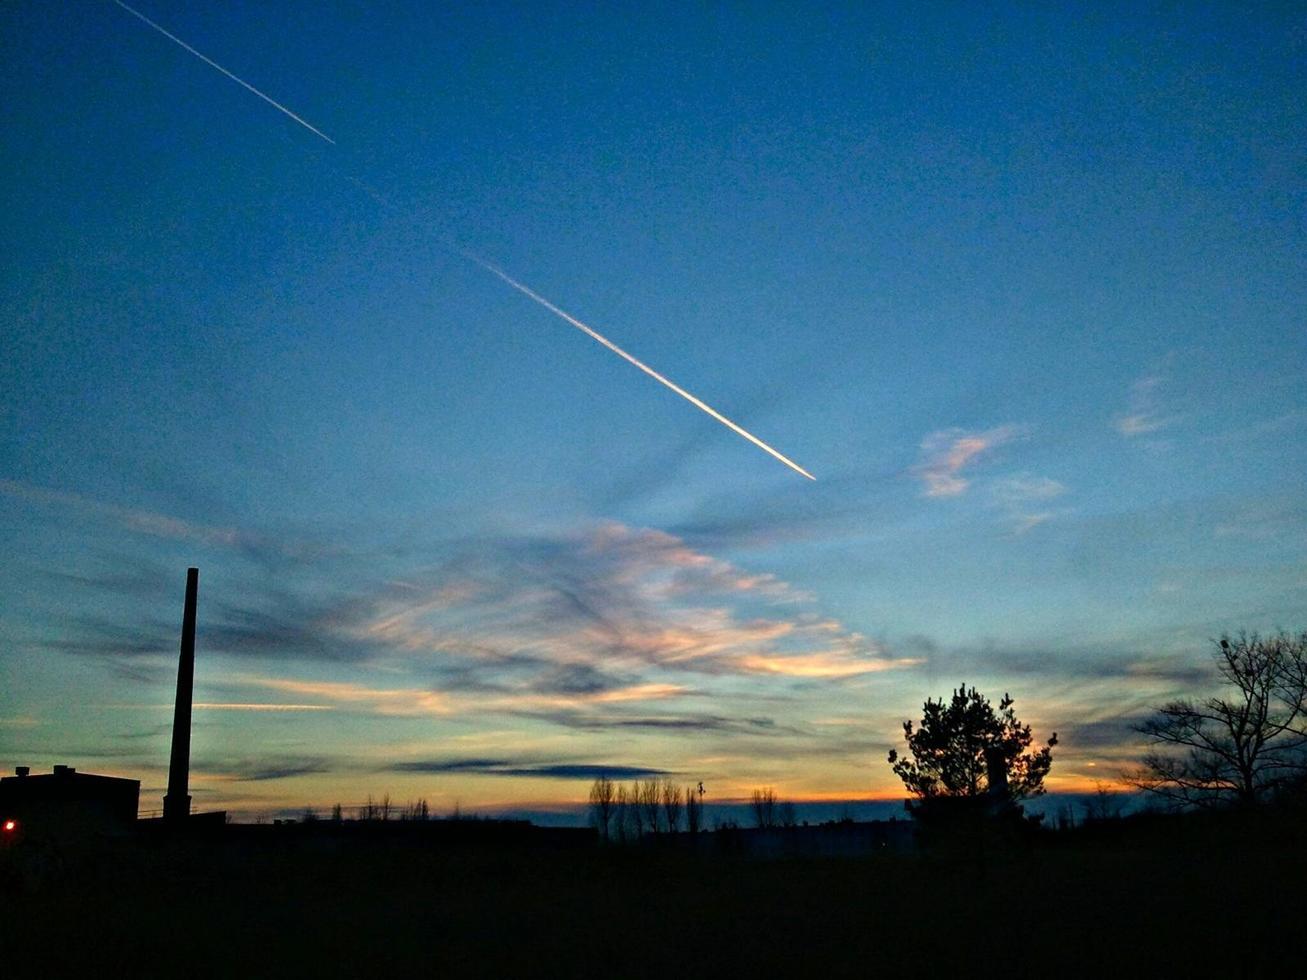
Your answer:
(2, 820), (14, 833)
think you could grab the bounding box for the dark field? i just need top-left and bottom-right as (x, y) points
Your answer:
(3, 812), (1302, 978)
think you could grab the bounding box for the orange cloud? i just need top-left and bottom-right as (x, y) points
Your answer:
(242, 677), (450, 716)
(735, 652), (924, 678)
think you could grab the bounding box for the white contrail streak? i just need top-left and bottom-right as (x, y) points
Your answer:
(113, 1), (335, 145)
(108, 4), (813, 479)
(468, 256), (816, 480)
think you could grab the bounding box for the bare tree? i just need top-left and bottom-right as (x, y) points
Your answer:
(626, 783), (646, 838)
(685, 783), (702, 834)
(750, 787), (778, 829)
(402, 799), (429, 821)
(778, 800), (797, 829)
(638, 779), (662, 834)
(360, 795), (378, 821)
(614, 784), (631, 842)
(1130, 631), (1307, 808)
(1081, 782), (1120, 823)
(660, 780), (684, 833)
(330, 803), (343, 822)
(380, 793), (393, 821)
(588, 776), (616, 841)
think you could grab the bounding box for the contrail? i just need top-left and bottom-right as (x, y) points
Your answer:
(467, 256), (816, 481)
(110, 3), (814, 479)
(112, 1), (335, 145)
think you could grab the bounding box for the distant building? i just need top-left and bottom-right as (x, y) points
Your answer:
(0, 765), (139, 842)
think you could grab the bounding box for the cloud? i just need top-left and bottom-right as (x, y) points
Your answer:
(233, 764), (332, 782)
(993, 475), (1066, 503)
(1114, 375), (1181, 438)
(39, 516), (919, 741)
(344, 522), (910, 692)
(0, 478), (243, 548)
(912, 426), (1020, 497)
(991, 474), (1069, 533)
(238, 677), (451, 716)
(519, 710), (803, 736)
(32, 557), (174, 599)
(389, 759), (670, 780)
(0, 478), (336, 567)
(203, 596), (374, 662)
(926, 636), (1214, 689)
(192, 702), (335, 712)
(735, 650), (922, 678)
(195, 757), (333, 782)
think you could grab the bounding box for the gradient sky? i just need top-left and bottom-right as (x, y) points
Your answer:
(2, 2), (1304, 820)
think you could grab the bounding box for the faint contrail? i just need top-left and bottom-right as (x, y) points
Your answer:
(113, 0), (335, 145)
(467, 256), (816, 481)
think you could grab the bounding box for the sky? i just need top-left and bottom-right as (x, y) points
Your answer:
(1, 2), (1304, 821)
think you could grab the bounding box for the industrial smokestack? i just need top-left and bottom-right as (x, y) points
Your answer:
(163, 567), (199, 822)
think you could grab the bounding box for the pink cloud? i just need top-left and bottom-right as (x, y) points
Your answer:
(913, 426), (1020, 497)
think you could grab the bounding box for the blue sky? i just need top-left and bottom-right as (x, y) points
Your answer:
(1, 2), (1303, 819)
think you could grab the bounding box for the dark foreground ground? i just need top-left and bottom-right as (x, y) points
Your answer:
(2, 810), (1302, 978)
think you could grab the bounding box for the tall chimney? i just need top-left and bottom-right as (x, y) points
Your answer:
(163, 567), (199, 822)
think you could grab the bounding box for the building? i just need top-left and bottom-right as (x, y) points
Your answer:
(0, 765), (140, 843)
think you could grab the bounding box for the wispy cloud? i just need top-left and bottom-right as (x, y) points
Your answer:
(0, 478), (242, 547)
(991, 474), (1069, 534)
(736, 650), (920, 678)
(193, 702), (335, 712)
(38, 516), (919, 740)
(992, 475), (1066, 503)
(0, 479), (334, 567)
(912, 426), (1020, 497)
(195, 757), (334, 782)
(1114, 375), (1181, 438)
(390, 759), (671, 780)
(347, 522), (907, 690)
(239, 677), (451, 716)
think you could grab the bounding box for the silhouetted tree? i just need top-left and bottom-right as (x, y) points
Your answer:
(402, 799), (429, 821)
(626, 783), (647, 838)
(1081, 782), (1120, 823)
(330, 803), (343, 822)
(1054, 803), (1075, 831)
(380, 794), (392, 821)
(637, 779), (662, 834)
(1129, 631), (1307, 808)
(888, 685), (1057, 806)
(750, 788), (778, 828)
(778, 800), (797, 829)
(685, 784), (702, 834)
(614, 784), (631, 842)
(660, 780), (683, 833)
(588, 776), (616, 841)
